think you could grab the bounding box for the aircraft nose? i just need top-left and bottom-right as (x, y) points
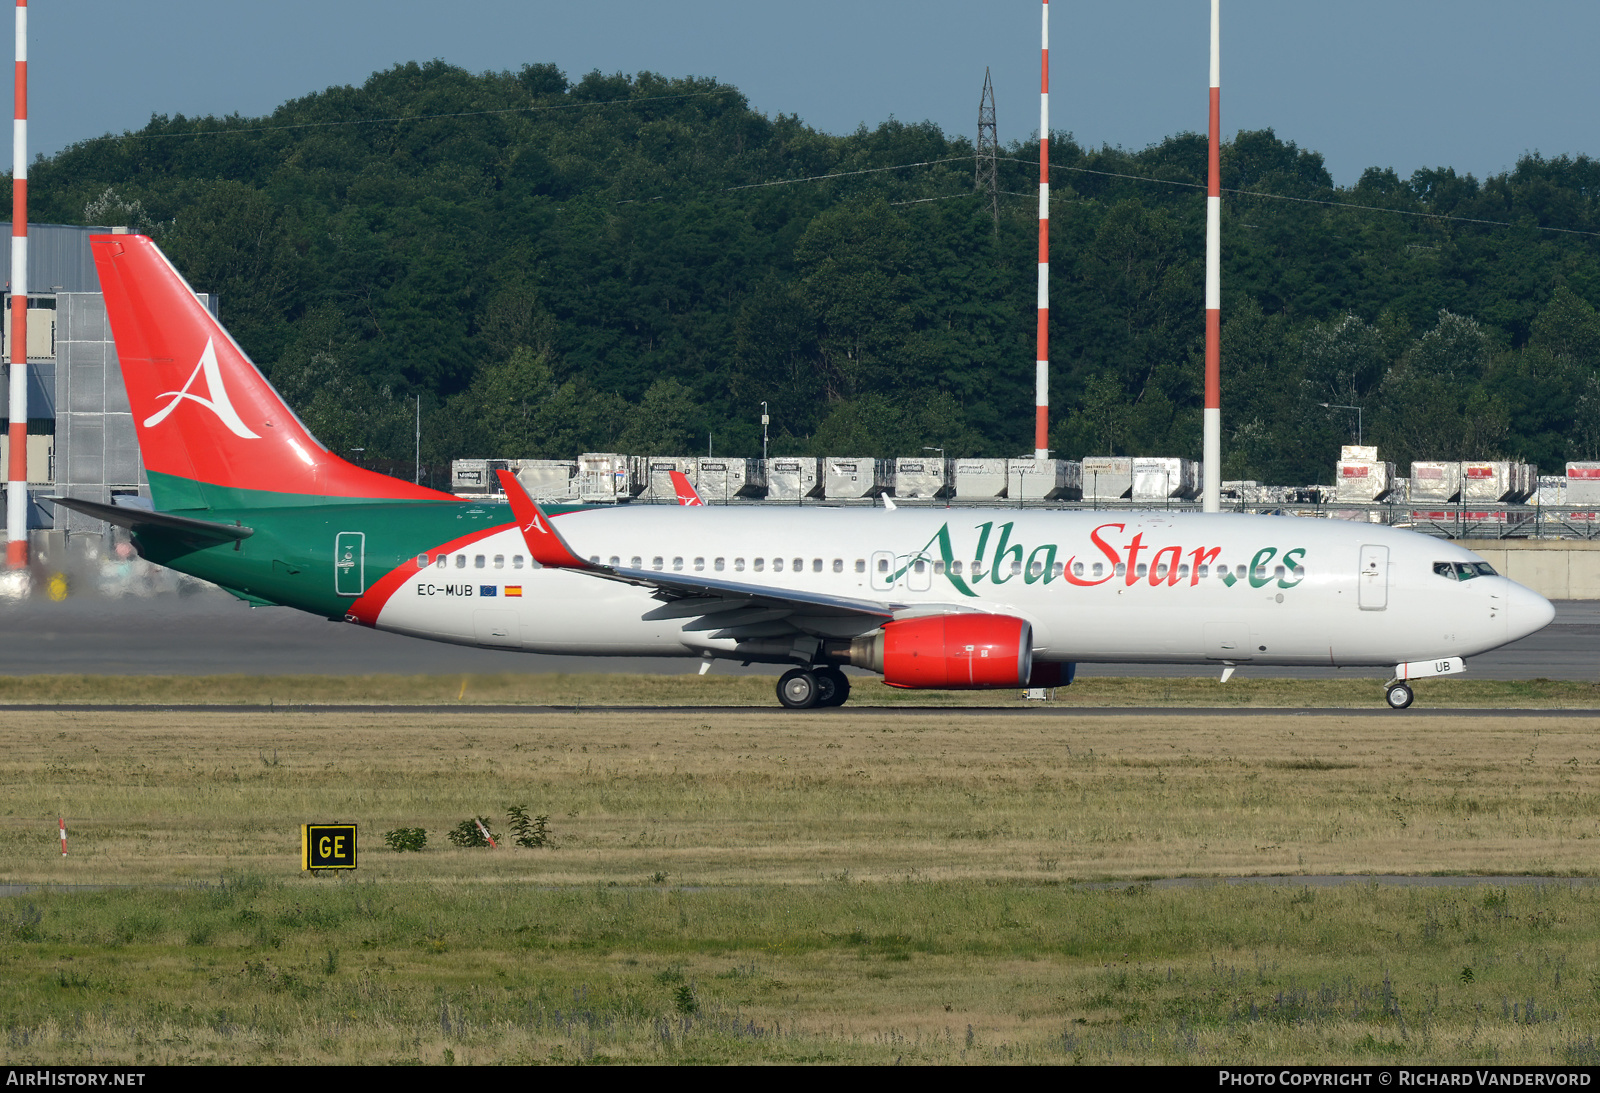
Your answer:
(1506, 580), (1556, 641)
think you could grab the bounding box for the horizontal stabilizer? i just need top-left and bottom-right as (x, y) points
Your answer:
(51, 496), (254, 542)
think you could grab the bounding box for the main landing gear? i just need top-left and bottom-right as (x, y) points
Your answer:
(776, 666), (852, 709)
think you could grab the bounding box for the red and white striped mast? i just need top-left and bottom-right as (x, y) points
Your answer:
(1201, 0), (1222, 513)
(1034, 0), (1049, 461)
(6, 0), (26, 566)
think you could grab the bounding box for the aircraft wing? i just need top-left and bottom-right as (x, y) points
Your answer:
(495, 470), (967, 635)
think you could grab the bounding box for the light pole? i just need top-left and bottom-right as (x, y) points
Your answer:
(760, 402), (769, 465)
(1318, 403), (1363, 446)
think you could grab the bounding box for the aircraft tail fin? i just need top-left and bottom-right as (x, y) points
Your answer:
(669, 470), (705, 506)
(89, 234), (454, 510)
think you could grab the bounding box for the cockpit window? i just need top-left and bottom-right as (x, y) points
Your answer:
(1434, 560), (1498, 581)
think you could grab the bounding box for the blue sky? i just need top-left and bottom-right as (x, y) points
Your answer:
(12, 1), (1600, 187)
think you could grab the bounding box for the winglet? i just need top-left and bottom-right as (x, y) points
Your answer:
(497, 469), (591, 568)
(669, 470), (704, 506)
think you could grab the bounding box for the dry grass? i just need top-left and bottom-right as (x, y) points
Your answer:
(4, 707), (1600, 1065)
(0, 671), (1596, 708)
(4, 709), (1600, 885)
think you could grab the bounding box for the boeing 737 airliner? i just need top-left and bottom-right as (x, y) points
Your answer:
(54, 235), (1555, 710)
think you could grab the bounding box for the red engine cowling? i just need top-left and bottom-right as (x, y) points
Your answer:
(850, 614), (1034, 689)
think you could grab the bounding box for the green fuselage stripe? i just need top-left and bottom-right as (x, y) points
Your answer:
(134, 471), (580, 617)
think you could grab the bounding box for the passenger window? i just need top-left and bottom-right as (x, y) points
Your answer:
(1273, 565), (1285, 579)
(1198, 565), (1209, 578)
(773, 558), (784, 572)
(475, 555), (486, 569)
(953, 561), (965, 575)
(1114, 563), (1126, 577)
(1027, 560), (1041, 578)
(1178, 564), (1189, 579)
(1135, 563), (1148, 578)
(793, 558), (804, 572)
(416, 554), (429, 568)
(436, 555), (447, 568)
(934, 561), (945, 575)
(715, 558), (726, 572)
(652, 556), (664, 571)
(735, 558), (745, 572)
(876, 558), (889, 573)
(493, 555), (504, 569)
(631, 556), (642, 569)
(754, 558), (765, 572)
(609, 556), (621, 567)
(855, 559), (865, 574)
(1092, 563), (1103, 577)
(589, 556), (599, 564)
(694, 557), (705, 572)
(513, 555), (525, 569)
(1052, 562), (1064, 579)
(1292, 566), (1305, 579)
(833, 559), (844, 573)
(1236, 565), (1247, 579)
(1072, 562), (1084, 577)
(455, 555), (466, 569)
(813, 559), (823, 573)
(673, 557), (684, 572)
(914, 559), (928, 574)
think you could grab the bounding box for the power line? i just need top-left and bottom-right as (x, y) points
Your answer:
(722, 156), (969, 192)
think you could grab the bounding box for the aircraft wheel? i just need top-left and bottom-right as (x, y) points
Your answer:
(815, 667), (851, 707)
(777, 668), (820, 710)
(1385, 682), (1415, 710)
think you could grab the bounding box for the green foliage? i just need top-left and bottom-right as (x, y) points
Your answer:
(383, 827), (428, 852)
(505, 805), (552, 849)
(445, 817), (498, 849)
(24, 60), (1600, 474)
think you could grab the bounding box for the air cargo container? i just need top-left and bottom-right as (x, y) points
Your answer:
(1007, 458), (1082, 501)
(1080, 456), (1133, 501)
(636, 457), (697, 502)
(1461, 461), (1516, 503)
(765, 457), (823, 501)
(894, 457), (953, 499)
(822, 457), (891, 499)
(1335, 460), (1395, 502)
(953, 458), (1008, 499)
(696, 457), (766, 501)
(1131, 457), (1199, 500)
(1408, 461), (1461, 503)
(515, 459), (578, 501)
(1568, 463), (1600, 505)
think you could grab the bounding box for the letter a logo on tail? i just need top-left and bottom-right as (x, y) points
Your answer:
(144, 338), (261, 439)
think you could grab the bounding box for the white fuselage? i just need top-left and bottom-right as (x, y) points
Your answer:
(365, 507), (1554, 669)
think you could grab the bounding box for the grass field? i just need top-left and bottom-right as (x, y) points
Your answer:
(0, 671), (1597, 708)
(3, 705), (1600, 1065)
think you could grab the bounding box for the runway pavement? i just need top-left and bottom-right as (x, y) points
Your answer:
(0, 586), (1593, 682)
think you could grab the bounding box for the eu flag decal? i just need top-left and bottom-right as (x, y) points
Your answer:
(480, 586), (498, 597)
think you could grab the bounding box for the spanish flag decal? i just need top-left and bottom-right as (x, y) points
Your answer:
(505, 586), (523, 597)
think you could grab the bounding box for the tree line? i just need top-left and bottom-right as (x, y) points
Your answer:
(13, 60), (1600, 483)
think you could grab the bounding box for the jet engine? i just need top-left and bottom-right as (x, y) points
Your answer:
(845, 614), (1033, 689)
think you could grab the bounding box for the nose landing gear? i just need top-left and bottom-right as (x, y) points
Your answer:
(1384, 681), (1415, 710)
